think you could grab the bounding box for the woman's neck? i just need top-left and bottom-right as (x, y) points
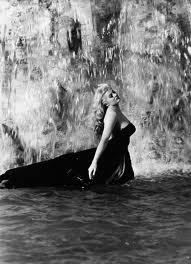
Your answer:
(109, 104), (120, 112)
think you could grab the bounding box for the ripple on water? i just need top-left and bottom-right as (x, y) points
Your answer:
(0, 172), (191, 264)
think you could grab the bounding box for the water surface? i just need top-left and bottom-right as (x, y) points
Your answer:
(0, 171), (191, 264)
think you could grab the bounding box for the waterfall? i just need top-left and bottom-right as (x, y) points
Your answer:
(0, 0), (191, 175)
(118, 0), (191, 174)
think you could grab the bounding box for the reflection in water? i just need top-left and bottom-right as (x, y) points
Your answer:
(0, 172), (191, 263)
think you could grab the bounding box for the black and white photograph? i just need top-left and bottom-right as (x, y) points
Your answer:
(0, 0), (191, 263)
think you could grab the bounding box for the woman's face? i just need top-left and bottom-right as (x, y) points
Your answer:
(102, 89), (120, 106)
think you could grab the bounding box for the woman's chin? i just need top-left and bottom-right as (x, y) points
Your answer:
(115, 98), (120, 104)
(109, 99), (120, 107)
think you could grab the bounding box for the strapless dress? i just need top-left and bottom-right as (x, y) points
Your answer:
(0, 123), (136, 188)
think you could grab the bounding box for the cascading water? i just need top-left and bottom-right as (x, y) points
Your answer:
(0, 0), (96, 174)
(0, 0), (191, 176)
(1, 2), (191, 263)
(118, 0), (191, 175)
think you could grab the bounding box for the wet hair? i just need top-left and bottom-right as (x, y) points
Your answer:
(93, 83), (111, 138)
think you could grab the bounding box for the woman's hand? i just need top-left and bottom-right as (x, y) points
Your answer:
(88, 162), (97, 180)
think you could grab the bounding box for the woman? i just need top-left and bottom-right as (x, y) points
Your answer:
(0, 83), (135, 188)
(88, 83), (135, 184)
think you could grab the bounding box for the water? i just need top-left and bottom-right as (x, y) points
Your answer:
(0, 2), (191, 263)
(1, 0), (191, 171)
(0, 171), (191, 264)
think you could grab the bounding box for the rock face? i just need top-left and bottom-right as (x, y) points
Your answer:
(69, 0), (95, 55)
(0, 0), (191, 174)
(0, 0), (97, 171)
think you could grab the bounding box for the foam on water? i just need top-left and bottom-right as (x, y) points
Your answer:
(134, 161), (191, 179)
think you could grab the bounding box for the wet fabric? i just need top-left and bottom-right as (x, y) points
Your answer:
(87, 122), (135, 185)
(0, 123), (136, 189)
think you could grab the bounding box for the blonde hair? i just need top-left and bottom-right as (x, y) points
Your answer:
(93, 83), (111, 138)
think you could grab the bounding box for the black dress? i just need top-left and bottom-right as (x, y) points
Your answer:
(0, 123), (136, 189)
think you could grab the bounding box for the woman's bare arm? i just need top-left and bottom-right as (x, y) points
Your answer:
(88, 108), (117, 179)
